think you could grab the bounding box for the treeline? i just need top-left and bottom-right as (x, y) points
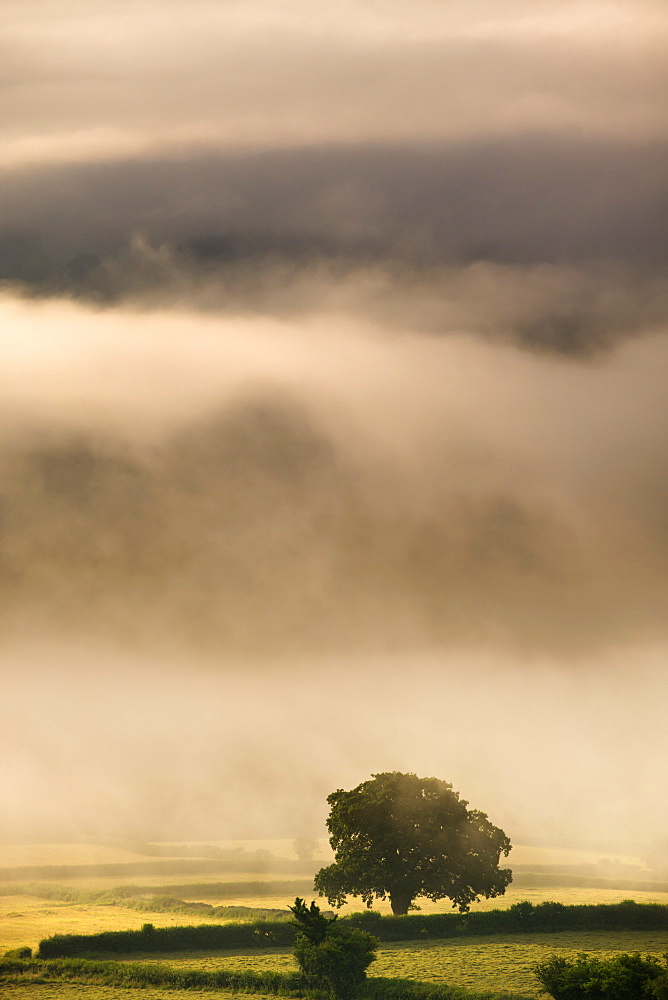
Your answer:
(37, 900), (668, 957)
(0, 879), (311, 902)
(4, 866), (664, 893)
(0, 956), (525, 1000)
(512, 872), (668, 893)
(126, 879), (314, 899)
(2, 882), (291, 921)
(0, 860), (313, 882)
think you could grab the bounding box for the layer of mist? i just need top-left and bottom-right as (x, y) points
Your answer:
(2, 297), (668, 658)
(4, 642), (667, 855)
(2, 0), (667, 861)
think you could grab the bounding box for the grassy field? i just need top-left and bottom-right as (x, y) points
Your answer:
(5, 882), (668, 954)
(0, 895), (198, 954)
(2, 840), (667, 998)
(194, 885), (668, 915)
(5, 884), (668, 956)
(0, 986), (280, 1000)
(3, 884), (668, 955)
(126, 931), (668, 997)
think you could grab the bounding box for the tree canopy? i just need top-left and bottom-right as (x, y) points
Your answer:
(314, 771), (512, 915)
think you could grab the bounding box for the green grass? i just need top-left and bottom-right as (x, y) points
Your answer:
(328, 886), (668, 916)
(5, 886), (668, 957)
(0, 882), (311, 953)
(0, 986), (281, 1000)
(3, 840), (668, 998)
(0, 895), (203, 954)
(128, 930), (668, 998)
(5, 939), (668, 1000)
(374, 933), (668, 996)
(0, 958), (532, 1000)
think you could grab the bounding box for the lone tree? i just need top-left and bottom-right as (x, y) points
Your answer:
(314, 771), (512, 916)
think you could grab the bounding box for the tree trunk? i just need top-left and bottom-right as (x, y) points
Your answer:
(389, 891), (413, 916)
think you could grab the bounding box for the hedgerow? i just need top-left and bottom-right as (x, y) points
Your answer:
(38, 918), (297, 957)
(36, 901), (668, 957)
(345, 900), (668, 939)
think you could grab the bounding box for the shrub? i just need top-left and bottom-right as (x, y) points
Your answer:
(653, 971), (668, 999)
(291, 898), (378, 1000)
(3, 947), (32, 959)
(295, 926), (378, 1000)
(535, 951), (668, 999)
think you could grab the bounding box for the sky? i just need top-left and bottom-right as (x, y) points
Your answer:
(1, 0), (667, 860)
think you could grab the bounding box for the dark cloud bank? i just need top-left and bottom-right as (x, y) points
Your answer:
(2, 134), (667, 353)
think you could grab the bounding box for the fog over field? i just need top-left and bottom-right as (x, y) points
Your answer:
(1, 0), (667, 857)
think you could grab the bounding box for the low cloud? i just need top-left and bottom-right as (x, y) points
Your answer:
(1, 136), (667, 355)
(1, 295), (667, 658)
(2, 0), (667, 856)
(2, 0), (667, 160)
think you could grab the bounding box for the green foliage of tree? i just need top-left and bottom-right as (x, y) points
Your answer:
(314, 771), (512, 915)
(534, 951), (668, 999)
(291, 897), (377, 1000)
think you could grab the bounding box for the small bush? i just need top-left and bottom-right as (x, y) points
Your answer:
(296, 925), (378, 1000)
(652, 971), (668, 999)
(535, 951), (668, 999)
(3, 947), (32, 959)
(291, 898), (378, 1000)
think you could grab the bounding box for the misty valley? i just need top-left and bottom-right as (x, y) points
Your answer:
(2, 821), (668, 999)
(4, 0), (668, 998)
